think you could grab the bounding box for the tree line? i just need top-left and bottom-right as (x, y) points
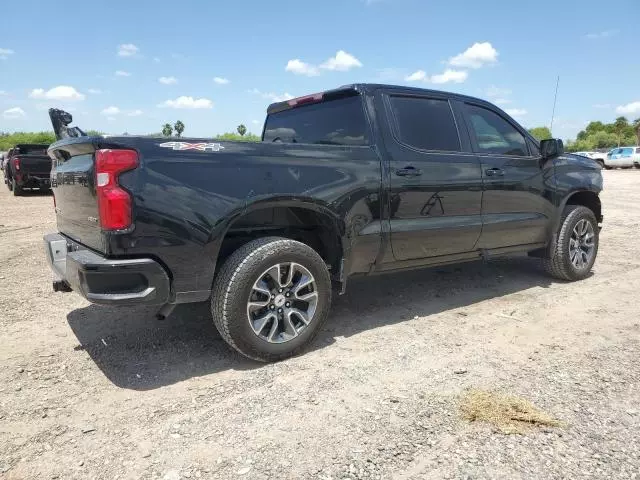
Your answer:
(529, 117), (640, 152)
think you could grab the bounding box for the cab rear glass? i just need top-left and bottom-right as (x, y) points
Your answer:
(263, 95), (369, 146)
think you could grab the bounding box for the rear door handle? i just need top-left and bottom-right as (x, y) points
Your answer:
(395, 166), (422, 177)
(485, 168), (504, 177)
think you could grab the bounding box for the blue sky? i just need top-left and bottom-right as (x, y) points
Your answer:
(0, 0), (638, 140)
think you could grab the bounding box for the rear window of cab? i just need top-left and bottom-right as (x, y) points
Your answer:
(263, 95), (369, 146)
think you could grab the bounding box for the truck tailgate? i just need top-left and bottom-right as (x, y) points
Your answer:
(18, 154), (52, 175)
(50, 141), (106, 252)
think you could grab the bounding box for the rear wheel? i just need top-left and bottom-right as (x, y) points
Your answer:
(12, 178), (22, 196)
(543, 205), (599, 281)
(211, 237), (332, 362)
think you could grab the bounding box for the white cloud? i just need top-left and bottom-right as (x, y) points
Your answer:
(87, 88), (102, 94)
(29, 85), (85, 101)
(430, 69), (468, 84)
(505, 108), (527, 117)
(101, 106), (120, 116)
(285, 50), (362, 76)
(117, 43), (139, 57)
(213, 77), (230, 85)
(585, 30), (618, 39)
(115, 70), (131, 77)
(252, 120), (260, 125)
(493, 98), (511, 105)
(153, 57), (161, 63)
(593, 103), (611, 109)
(405, 70), (427, 82)
(0, 48), (15, 60)
(158, 96), (213, 109)
(615, 101), (640, 115)
(449, 42), (498, 69)
(319, 50), (363, 71)
(285, 59), (320, 77)
(0, 90), (7, 95)
(249, 88), (294, 103)
(3, 107), (25, 119)
(127, 109), (143, 117)
(405, 69), (468, 84)
(159, 76), (178, 85)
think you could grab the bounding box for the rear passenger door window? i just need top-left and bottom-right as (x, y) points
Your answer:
(388, 96), (461, 152)
(465, 104), (527, 157)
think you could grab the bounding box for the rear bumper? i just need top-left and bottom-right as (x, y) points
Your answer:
(16, 174), (51, 188)
(43, 233), (170, 305)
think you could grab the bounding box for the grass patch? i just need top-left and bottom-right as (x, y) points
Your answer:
(460, 389), (564, 434)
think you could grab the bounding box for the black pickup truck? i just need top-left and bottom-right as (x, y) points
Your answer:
(3, 144), (52, 195)
(44, 84), (603, 361)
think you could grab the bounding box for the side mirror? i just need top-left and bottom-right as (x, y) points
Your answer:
(540, 138), (564, 159)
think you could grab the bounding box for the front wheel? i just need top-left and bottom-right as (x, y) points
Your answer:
(211, 237), (332, 362)
(543, 205), (599, 281)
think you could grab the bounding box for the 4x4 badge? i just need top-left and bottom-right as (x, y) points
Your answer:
(158, 142), (225, 152)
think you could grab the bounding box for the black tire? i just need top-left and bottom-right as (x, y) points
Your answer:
(543, 205), (599, 281)
(211, 237), (332, 362)
(12, 178), (21, 196)
(597, 160), (605, 169)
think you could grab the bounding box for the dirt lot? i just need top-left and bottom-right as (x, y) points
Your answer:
(1, 171), (639, 480)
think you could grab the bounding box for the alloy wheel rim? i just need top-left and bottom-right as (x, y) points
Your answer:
(246, 262), (318, 344)
(569, 219), (595, 270)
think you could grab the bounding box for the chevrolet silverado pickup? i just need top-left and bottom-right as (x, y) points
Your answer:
(44, 84), (603, 361)
(4, 144), (52, 195)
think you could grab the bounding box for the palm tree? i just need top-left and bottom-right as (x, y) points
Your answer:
(162, 123), (173, 137)
(174, 120), (185, 138)
(237, 124), (247, 137)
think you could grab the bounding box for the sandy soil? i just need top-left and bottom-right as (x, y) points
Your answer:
(1, 170), (639, 479)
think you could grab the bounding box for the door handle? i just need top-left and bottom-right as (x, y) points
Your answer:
(395, 166), (422, 177)
(485, 168), (504, 177)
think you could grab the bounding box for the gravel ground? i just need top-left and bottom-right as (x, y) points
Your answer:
(1, 170), (639, 480)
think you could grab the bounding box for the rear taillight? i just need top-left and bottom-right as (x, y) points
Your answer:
(95, 149), (138, 230)
(13, 157), (21, 171)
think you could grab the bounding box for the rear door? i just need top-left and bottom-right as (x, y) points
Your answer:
(461, 102), (555, 249)
(381, 92), (483, 260)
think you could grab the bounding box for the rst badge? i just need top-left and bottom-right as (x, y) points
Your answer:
(158, 142), (225, 152)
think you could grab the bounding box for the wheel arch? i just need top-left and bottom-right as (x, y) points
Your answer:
(212, 199), (346, 282)
(562, 190), (602, 224)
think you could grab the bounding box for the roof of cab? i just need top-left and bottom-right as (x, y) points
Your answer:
(266, 83), (493, 114)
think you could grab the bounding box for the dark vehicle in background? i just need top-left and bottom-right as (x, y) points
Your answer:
(3, 144), (52, 195)
(43, 84), (603, 361)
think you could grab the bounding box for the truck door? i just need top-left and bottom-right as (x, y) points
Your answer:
(460, 102), (555, 249)
(381, 92), (483, 261)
